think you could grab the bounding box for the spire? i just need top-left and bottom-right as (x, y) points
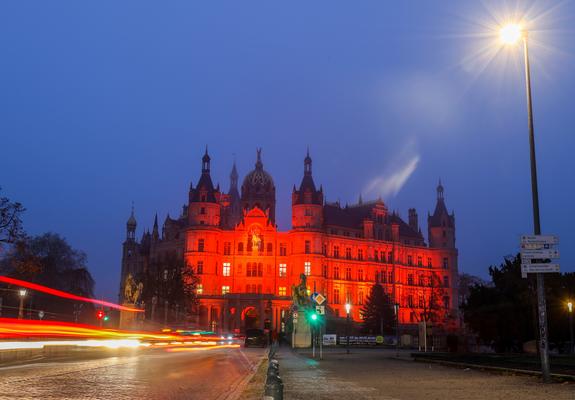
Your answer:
(255, 148), (263, 170)
(126, 203), (137, 240)
(152, 213), (159, 240)
(304, 147), (312, 176)
(202, 146), (211, 173)
(358, 193), (363, 205)
(230, 160), (238, 189)
(437, 178), (444, 200)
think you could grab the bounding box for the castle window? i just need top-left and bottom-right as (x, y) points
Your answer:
(382, 271), (387, 283)
(267, 243), (273, 254)
(358, 269), (364, 281)
(345, 248), (352, 260)
(197, 261), (204, 275)
(407, 274), (414, 286)
(238, 242), (244, 254)
(374, 251), (378, 261)
(377, 230), (383, 240)
(419, 295), (424, 308)
(388, 271), (393, 283)
(358, 249), (363, 261)
(333, 289), (340, 304)
(407, 295), (414, 308)
(407, 255), (413, 266)
(322, 244), (327, 255)
(443, 296), (450, 309)
(279, 263), (287, 277)
(223, 262), (231, 277)
(198, 239), (205, 252)
(322, 265), (328, 277)
(223, 242), (231, 255)
(247, 262), (256, 277)
(279, 243), (287, 256)
(333, 246), (340, 258)
(418, 275), (425, 286)
(358, 291), (364, 305)
(334, 266), (340, 280)
(443, 276), (449, 288)
(201, 195), (206, 202)
(304, 261), (311, 276)
(387, 252), (393, 263)
(345, 267), (352, 281)
(417, 256), (423, 267)
(443, 257), (449, 269)
(305, 240), (311, 254)
(427, 257), (432, 268)
(222, 286), (230, 295)
(278, 286), (287, 296)
(196, 284), (203, 295)
(200, 207), (206, 215)
(305, 208), (311, 216)
(343, 231), (350, 237)
(257, 263), (263, 277)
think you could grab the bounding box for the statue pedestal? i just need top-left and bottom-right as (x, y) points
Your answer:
(119, 303), (142, 330)
(292, 317), (312, 348)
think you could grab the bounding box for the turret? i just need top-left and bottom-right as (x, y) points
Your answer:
(292, 149), (323, 229)
(126, 204), (137, 241)
(188, 148), (222, 227)
(408, 208), (418, 232)
(428, 180), (456, 248)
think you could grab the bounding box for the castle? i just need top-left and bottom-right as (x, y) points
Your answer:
(120, 148), (459, 334)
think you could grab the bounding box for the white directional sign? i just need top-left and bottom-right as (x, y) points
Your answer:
(316, 305), (325, 315)
(521, 264), (560, 273)
(520, 248), (560, 260)
(521, 235), (559, 245)
(520, 234), (560, 278)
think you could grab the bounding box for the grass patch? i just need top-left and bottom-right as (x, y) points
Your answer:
(237, 358), (269, 400)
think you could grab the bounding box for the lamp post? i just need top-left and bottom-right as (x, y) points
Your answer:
(568, 301), (573, 354)
(345, 302), (351, 354)
(499, 23), (551, 383)
(394, 303), (400, 356)
(18, 289), (26, 320)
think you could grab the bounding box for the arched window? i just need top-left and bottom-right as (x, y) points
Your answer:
(267, 243), (273, 254)
(238, 242), (244, 253)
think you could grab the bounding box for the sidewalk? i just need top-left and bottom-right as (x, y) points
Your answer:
(275, 346), (574, 400)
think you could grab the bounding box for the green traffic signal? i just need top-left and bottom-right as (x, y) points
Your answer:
(103, 315), (110, 321)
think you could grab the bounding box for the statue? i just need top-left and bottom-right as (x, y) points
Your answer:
(123, 273), (143, 304)
(291, 273), (310, 308)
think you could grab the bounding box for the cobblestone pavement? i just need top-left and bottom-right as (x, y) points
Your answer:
(277, 348), (574, 400)
(0, 346), (265, 400)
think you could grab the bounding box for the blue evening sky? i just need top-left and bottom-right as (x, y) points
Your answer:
(1, 1), (574, 300)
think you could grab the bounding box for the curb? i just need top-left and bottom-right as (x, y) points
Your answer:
(412, 357), (575, 382)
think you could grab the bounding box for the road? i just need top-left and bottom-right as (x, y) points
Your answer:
(0, 346), (265, 400)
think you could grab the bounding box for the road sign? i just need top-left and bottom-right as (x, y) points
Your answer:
(293, 311), (298, 319)
(521, 264), (560, 274)
(38, 311), (44, 320)
(520, 248), (559, 259)
(312, 293), (326, 305)
(521, 235), (559, 245)
(316, 305), (325, 315)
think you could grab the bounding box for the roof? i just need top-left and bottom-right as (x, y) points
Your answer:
(428, 198), (454, 227)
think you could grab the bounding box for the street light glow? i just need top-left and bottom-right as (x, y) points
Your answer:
(499, 23), (523, 45)
(18, 289), (27, 297)
(568, 301), (573, 313)
(345, 303), (351, 314)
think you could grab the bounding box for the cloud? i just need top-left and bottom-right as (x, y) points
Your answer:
(364, 139), (420, 198)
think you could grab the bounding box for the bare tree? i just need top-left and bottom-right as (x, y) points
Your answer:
(0, 188), (25, 248)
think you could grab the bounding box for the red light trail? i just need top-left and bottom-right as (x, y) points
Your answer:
(0, 276), (143, 312)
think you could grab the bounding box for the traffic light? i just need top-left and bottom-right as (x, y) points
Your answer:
(96, 310), (104, 320)
(103, 315), (110, 322)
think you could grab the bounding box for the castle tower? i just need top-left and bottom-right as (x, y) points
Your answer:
(241, 148), (276, 224)
(428, 180), (455, 248)
(222, 161), (242, 229)
(188, 148), (221, 227)
(120, 205), (139, 302)
(292, 149), (323, 229)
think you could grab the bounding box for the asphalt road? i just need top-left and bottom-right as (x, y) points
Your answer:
(0, 346), (265, 400)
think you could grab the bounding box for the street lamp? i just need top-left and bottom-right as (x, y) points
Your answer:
(17, 289), (26, 320)
(345, 303), (351, 354)
(568, 301), (573, 354)
(394, 303), (400, 356)
(498, 22), (551, 383)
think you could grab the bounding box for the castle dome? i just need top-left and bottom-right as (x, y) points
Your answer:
(242, 149), (275, 192)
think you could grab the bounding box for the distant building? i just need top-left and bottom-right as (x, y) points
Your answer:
(120, 148), (459, 333)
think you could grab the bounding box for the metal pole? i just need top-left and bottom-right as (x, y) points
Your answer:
(523, 35), (551, 383)
(395, 304), (400, 357)
(320, 323), (323, 360)
(346, 312), (350, 354)
(18, 296), (24, 320)
(569, 312), (573, 354)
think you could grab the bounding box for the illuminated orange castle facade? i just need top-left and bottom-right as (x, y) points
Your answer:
(121, 149), (459, 334)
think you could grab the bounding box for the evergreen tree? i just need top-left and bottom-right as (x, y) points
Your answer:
(361, 284), (395, 335)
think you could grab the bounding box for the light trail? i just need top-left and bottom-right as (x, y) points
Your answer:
(0, 276), (143, 312)
(166, 344), (240, 352)
(0, 339), (145, 351)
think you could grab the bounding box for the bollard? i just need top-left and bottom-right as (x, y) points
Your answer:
(264, 374), (283, 400)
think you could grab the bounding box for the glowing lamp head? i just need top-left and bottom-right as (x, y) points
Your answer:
(310, 313), (318, 321)
(569, 302), (573, 313)
(18, 289), (27, 297)
(345, 303), (351, 314)
(499, 24), (524, 45)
